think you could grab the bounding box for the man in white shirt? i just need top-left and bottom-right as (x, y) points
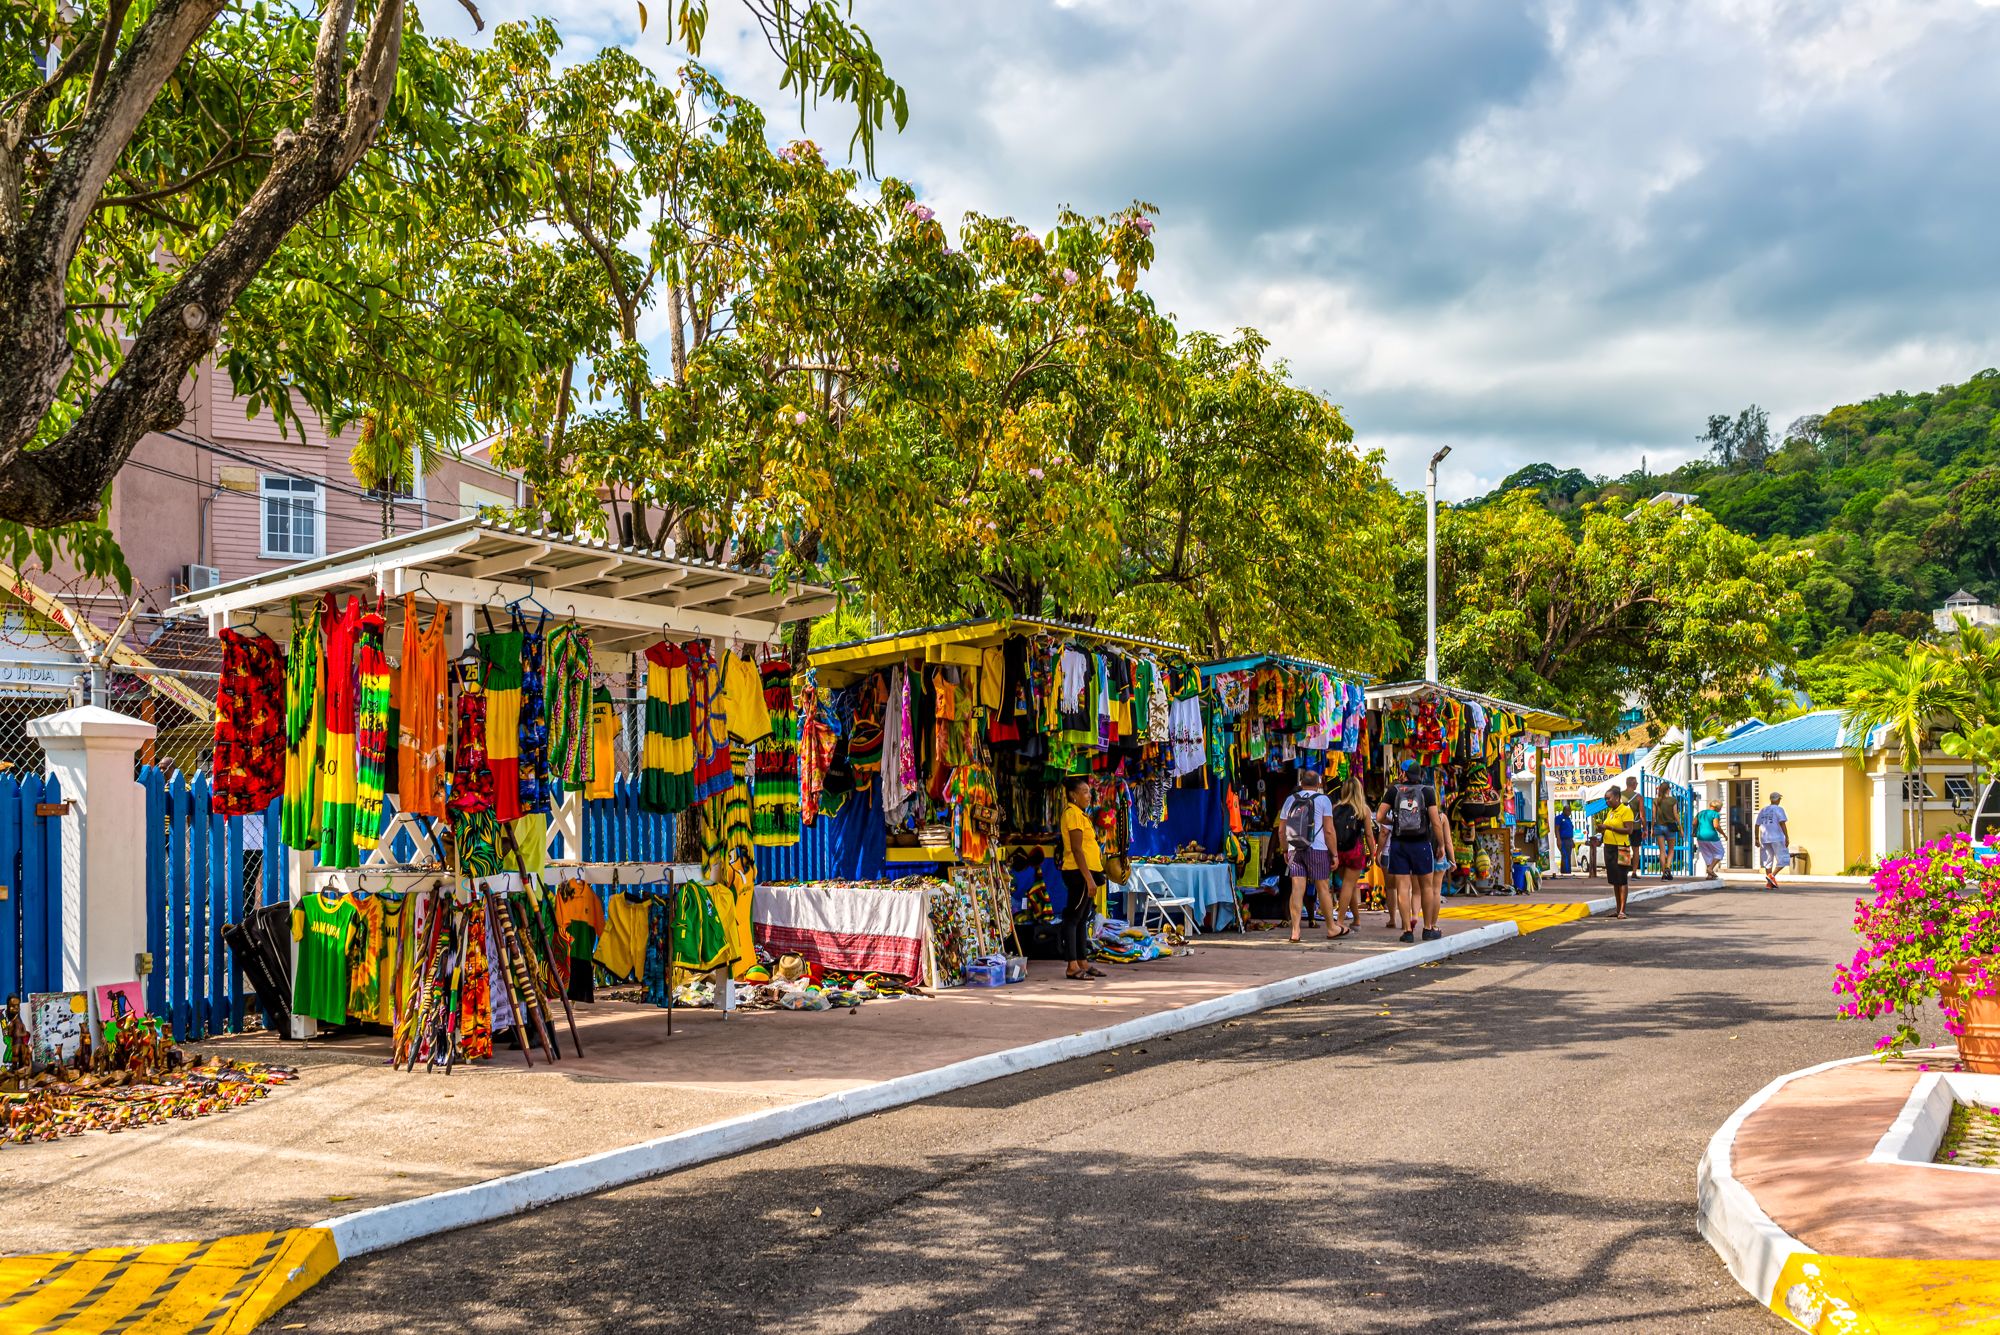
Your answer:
(1756, 793), (1790, 889)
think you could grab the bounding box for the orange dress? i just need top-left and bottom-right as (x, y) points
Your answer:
(396, 593), (449, 818)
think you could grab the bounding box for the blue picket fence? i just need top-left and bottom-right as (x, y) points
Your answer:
(581, 776), (676, 863)
(0, 773), (67, 1003)
(754, 815), (839, 881)
(141, 767), (282, 1041)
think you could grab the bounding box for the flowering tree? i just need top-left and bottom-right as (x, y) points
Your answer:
(1834, 833), (2000, 1058)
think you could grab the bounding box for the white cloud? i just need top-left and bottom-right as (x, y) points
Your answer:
(425, 0), (2000, 496)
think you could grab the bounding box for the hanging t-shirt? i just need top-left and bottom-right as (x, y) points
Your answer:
(555, 883), (606, 962)
(292, 893), (359, 1026)
(344, 893), (386, 1022)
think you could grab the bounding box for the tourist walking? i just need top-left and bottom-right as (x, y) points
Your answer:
(1756, 791), (1791, 889)
(1274, 771), (1344, 942)
(1693, 798), (1727, 878)
(1554, 801), (1575, 875)
(1600, 783), (1637, 919)
(1058, 776), (1106, 980)
(1377, 760), (1452, 943)
(1652, 781), (1681, 879)
(1331, 775), (1376, 935)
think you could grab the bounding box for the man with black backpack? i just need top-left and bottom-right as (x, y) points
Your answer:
(1273, 770), (1344, 943)
(1375, 759), (1453, 944)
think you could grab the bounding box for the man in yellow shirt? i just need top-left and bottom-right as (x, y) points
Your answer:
(1600, 783), (1638, 919)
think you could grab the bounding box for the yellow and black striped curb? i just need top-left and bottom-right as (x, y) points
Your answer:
(0, 1229), (336, 1334)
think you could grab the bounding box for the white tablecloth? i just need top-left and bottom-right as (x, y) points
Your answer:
(1123, 861), (1239, 929)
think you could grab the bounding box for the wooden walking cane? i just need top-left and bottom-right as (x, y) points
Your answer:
(480, 886), (539, 1066)
(485, 886), (557, 1063)
(510, 891), (581, 1059)
(396, 891), (448, 1069)
(493, 817), (584, 1058)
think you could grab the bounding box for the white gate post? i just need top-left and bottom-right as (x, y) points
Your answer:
(29, 704), (157, 992)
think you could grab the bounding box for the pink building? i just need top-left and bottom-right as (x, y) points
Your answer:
(104, 370), (525, 602)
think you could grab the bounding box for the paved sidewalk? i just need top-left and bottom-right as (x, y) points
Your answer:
(0, 877), (1687, 1259)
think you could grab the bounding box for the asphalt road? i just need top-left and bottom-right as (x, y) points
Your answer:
(283, 881), (1871, 1334)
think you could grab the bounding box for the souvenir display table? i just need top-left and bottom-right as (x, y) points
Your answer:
(1122, 860), (1241, 929)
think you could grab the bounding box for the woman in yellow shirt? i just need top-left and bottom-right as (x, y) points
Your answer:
(1059, 776), (1106, 980)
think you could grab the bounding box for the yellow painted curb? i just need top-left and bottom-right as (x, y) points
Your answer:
(0, 1228), (339, 1334)
(1770, 1252), (2000, 1333)
(1439, 901), (1591, 933)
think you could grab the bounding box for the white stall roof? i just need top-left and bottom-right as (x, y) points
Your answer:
(168, 519), (840, 649)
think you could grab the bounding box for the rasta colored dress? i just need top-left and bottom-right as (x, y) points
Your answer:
(640, 643), (693, 813)
(354, 602), (392, 852)
(752, 658), (801, 846)
(478, 626), (524, 822)
(281, 600), (323, 848)
(318, 594), (362, 869)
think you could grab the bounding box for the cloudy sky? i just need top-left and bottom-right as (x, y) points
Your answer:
(431, 0), (2000, 499)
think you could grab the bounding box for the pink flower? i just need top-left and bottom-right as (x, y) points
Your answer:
(1062, 268), (1079, 286)
(1027, 467), (1044, 480)
(793, 412), (809, 426)
(903, 201), (935, 223)
(1130, 215), (1154, 236)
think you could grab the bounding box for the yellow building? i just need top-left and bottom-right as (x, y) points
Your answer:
(1692, 710), (1974, 874)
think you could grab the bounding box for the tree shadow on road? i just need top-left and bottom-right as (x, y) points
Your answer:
(293, 1149), (1759, 1334)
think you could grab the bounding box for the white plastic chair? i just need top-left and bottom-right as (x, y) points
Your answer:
(1127, 864), (1201, 938)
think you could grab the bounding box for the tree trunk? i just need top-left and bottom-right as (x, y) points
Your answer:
(0, 0), (409, 527)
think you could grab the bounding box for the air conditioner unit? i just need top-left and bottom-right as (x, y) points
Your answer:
(182, 563), (222, 592)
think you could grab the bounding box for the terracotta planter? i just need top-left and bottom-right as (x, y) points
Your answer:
(1946, 962), (2000, 1074)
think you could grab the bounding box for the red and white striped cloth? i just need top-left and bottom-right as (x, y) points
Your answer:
(751, 884), (928, 979)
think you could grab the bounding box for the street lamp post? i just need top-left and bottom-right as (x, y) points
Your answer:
(1426, 446), (1451, 682)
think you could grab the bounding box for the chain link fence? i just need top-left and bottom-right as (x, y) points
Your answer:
(0, 660), (221, 779)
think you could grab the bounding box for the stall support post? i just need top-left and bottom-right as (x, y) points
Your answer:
(1539, 746), (1554, 877)
(287, 847), (317, 1038)
(29, 705), (156, 992)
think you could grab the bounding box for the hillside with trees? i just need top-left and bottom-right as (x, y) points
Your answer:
(1472, 369), (2000, 706)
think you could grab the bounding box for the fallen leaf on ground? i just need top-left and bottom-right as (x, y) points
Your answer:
(328, 1195), (354, 1202)
(810, 1207), (822, 1217)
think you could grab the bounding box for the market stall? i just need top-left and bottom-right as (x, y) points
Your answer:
(1198, 652), (1373, 922)
(800, 617), (1211, 957)
(170, 519), (841, 1059)
(1364, 681), (1576, 892)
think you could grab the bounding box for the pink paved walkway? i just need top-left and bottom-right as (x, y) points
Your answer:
(0, 882), (1662, 1256)
(1730, 1057), (2000, 1260)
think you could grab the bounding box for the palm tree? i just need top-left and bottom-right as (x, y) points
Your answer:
(1840, 650), (1969, 851)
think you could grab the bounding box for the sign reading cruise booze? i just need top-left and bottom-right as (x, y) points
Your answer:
(1546, 738), (1629, 799)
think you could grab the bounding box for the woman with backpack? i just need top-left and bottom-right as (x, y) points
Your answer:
(1273, 770), (1345, 943)
(1331, 775), (1375, 934)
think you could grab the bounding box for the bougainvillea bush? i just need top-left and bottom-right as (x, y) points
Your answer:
(1834, 834), (2000, 1058)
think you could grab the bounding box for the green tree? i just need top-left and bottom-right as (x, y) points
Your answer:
(0, 0), (903, 573)
(1840, 648), (1967, 851)
(1411, 494), (1806, 737)
(1104, 328), (1401, 667)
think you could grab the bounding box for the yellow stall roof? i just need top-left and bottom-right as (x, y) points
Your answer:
(810, 616), (1192, 686)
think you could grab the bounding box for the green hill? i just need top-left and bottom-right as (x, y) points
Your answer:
(1474, 369), (2000, 662)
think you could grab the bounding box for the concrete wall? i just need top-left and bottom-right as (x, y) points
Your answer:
(1697, 748), (1976, 871)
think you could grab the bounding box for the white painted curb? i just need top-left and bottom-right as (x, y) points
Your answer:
(1695, 1054), (1867, 1317)
(320, 877), (1724, 1260)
